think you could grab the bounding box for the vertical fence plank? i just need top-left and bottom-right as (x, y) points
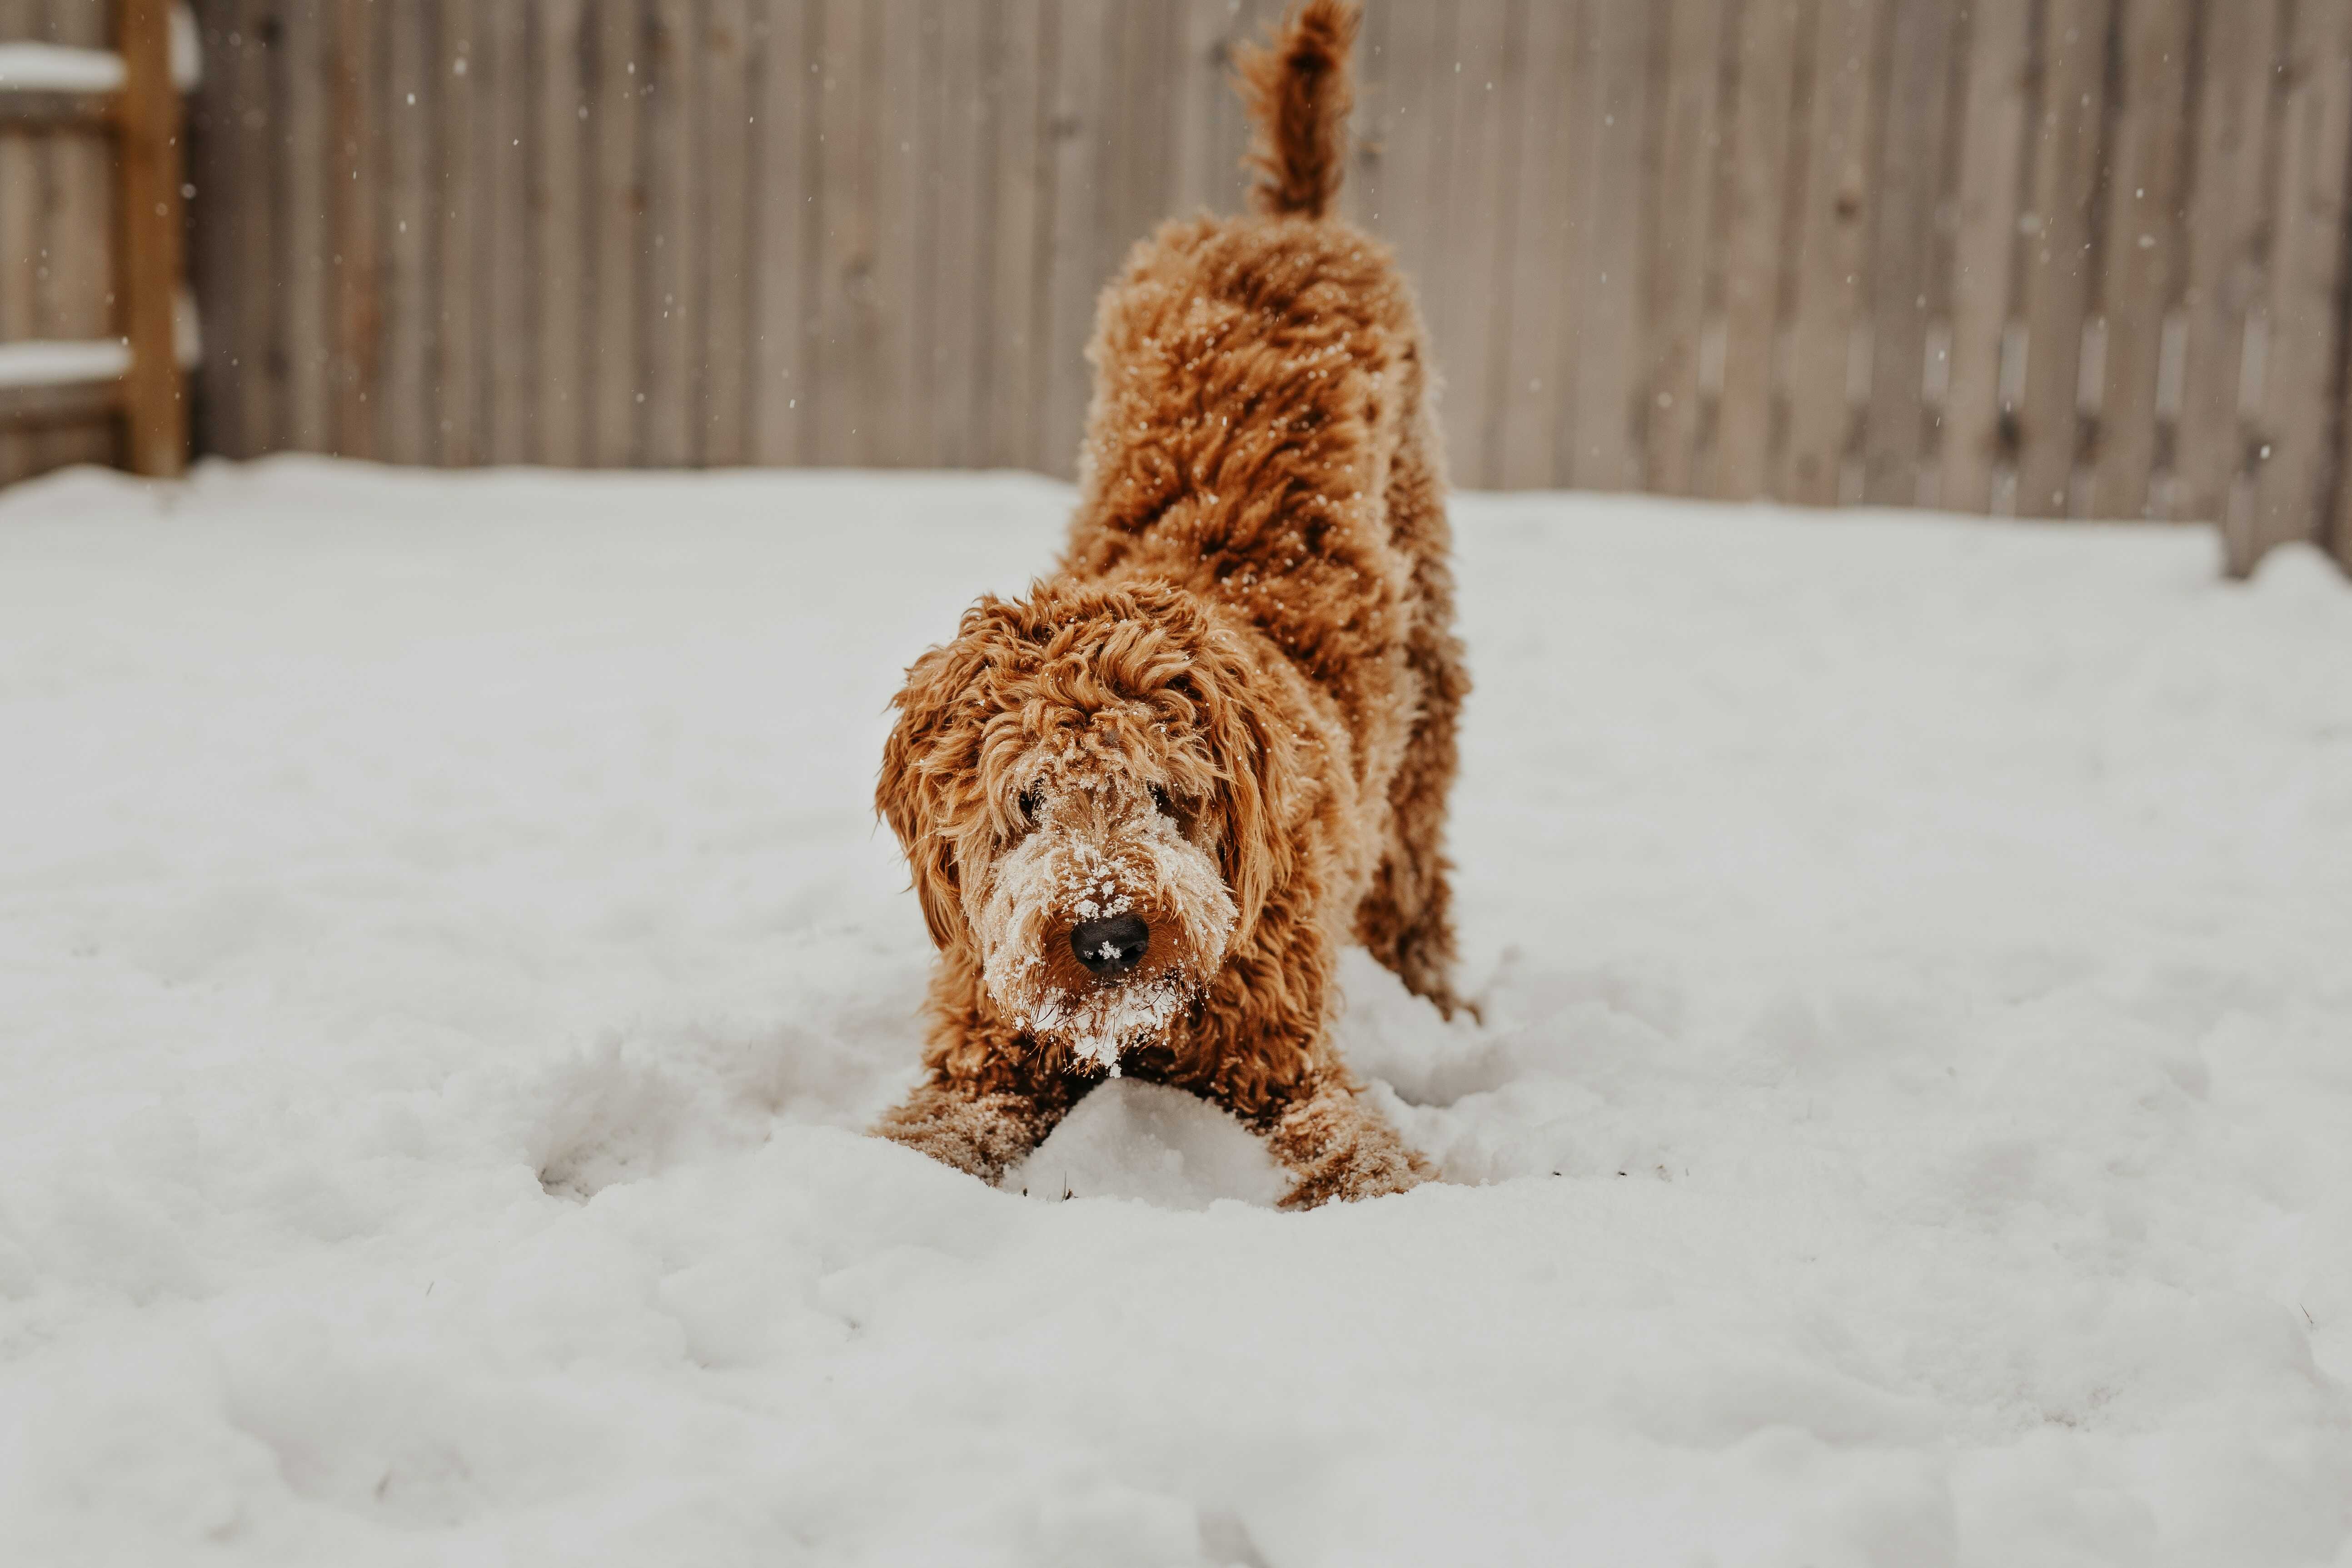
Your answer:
(187, 5), (246, 461)
(643, 0), (699, 467)
(37, 0), (120, 470)
(976, 0), (1047, 468)
(1040, 0), (1108, 479)
(436, 0), (479, 464)
(1430, 0), (1514, 488)
(747, 0), (810, 465)
(1862, 0), (1957, 506)
(228, 0), (276, 462)
(873, 0), (928, 467)
(333, 0), (383, 459)
(188, 0), (238, 467)
(1709, 0), (1799, 500)
(1101, 0), (1178, 272)
(2175, 0), (2279, 534)
(481, 0), (533, 463)
(1380, 0), (1510, 482)
(535, 0), (589, 464)
(590, 0), (644, 464)
(1362, 0), (1446, 350)
(1538, 0), (1600, 486)
(926, 0), (988, 468)
(2013, 0), (2110, 518)
(809, 0), (875, 465)
(1470, 0), (1533, 485)
(697, 0), (753, 467)
(1096, 0), (1144, 274)
(653, 0), (703, 467)
(1493, 0), (1580, 488)
(1778, 0), (1879, 504)
(378, 0), (433, 463)
(33, 2), (112, 469)
(861, 0), (914, 465)
(371, 0), (422, 463)
(1940, 0), (2032, 513)
(1166, 0), (1234, 219)
(282, 0), (331, 454)
(1644, 0), (1725, 496)
(1373, 0), (1467, 472)
(2244, 0), (2352, 573)
(1365, 0), (1436, 433)
(1563, 0), (1652, 491)
(1162, 0), (1216, 219)
(118, 0), (187, 474)
(2091, 0), (2191, 520)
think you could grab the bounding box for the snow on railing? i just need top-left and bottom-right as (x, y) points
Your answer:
(0, 8), (200, 96)
(0, 293), (199, 432)
(0, 341), (130, 389)
(0, 297), (198, 391)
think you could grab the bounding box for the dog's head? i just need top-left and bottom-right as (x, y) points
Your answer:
(878, 580), (1300, 1070)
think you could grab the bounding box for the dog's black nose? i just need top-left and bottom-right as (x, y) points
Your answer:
(1070, 913), (1150, 978)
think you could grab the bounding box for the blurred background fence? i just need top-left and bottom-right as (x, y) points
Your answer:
(96, 1), (2352, 570)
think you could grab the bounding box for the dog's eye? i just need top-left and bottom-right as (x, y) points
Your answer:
(1149, 785), (1173, 817)
(1017, 784), (1044, 825)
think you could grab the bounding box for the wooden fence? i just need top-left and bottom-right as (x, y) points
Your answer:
(166, 0), (2352, 572)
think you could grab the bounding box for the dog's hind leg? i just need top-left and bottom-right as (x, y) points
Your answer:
(1355, 413), (1474, 1019)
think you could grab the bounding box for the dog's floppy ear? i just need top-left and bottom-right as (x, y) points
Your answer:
(1183, 629), (1306, 945)
(877, 628), (991, 951)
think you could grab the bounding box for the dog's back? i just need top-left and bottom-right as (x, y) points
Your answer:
(1062, 0), (1470, 1010)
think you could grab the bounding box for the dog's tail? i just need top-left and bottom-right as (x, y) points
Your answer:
(1236, 0), (1359, 219)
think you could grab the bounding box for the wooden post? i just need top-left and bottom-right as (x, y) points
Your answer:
(118, 0), (187, 477)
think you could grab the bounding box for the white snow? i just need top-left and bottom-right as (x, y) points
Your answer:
(1008, 1080), (1290, 1210)
(0, 338), (128, 390)
(3, 456), (2350, 1565)
(0, 302), (200, 391)
(0, 41), (124, 94)
(0, 8), (201, 95)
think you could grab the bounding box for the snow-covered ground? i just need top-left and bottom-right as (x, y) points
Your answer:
(3, 457), (2350, 1566)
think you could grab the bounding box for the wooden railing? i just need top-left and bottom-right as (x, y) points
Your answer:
(0, 0), (193, 481)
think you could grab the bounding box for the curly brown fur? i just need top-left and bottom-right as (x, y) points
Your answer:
(872, 0), (1468, 1208)
(871, 1081), (1076, 1186)
(1236, 0), (1358, 219)
(1266, 1079), (1433, 1209)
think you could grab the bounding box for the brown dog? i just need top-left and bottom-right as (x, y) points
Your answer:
(872, 0), (1468, 1208)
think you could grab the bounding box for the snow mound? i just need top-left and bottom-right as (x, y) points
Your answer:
(1007, 1080), (1290, 1209)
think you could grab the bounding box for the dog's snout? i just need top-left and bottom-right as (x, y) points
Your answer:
(1071, 913), (1150, 978)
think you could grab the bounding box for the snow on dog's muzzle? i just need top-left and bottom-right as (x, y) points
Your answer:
(973, 787), (1235, 1075)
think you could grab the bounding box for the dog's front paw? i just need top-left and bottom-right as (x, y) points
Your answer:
(1267, 1083), (1433, 1209)
(873, 1081), (1061, 1185)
